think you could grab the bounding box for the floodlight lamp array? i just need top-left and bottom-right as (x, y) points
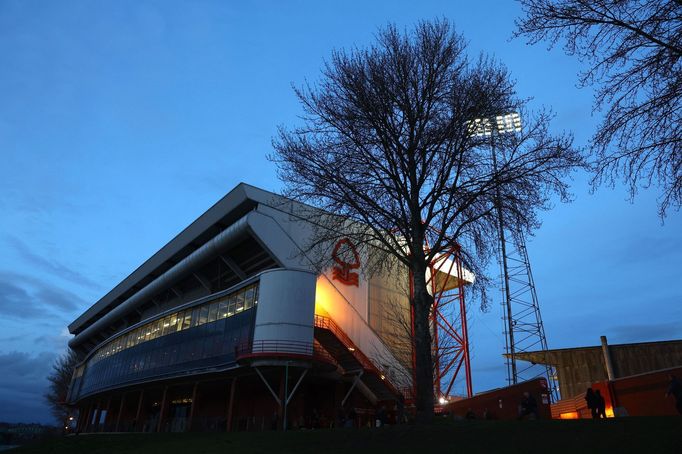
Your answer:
(467, 112), (522, 137)
(495, 112), (521, 134)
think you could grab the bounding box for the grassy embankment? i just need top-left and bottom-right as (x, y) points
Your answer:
(8, 417), (682, 454)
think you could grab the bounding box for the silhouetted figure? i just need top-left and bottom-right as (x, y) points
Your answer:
(585, 388), (599, 419)
(665, 374), (682, 415)
(483, 407), (491, 420)
(396, 396), (405, 424)
(464, 408), (476, 419)
(376, 405), (387, 427)
(595, 390), (606, 419)
(311, 408), (320, 429)
(518, 391), (538, 420)
(347, 407), (357, 428)
(337, 407), (346, 428)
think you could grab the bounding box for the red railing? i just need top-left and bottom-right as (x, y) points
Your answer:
(235, 339), (337, 366)
(313, 314), (403, 398)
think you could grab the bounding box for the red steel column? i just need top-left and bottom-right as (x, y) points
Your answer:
(456, 247), (473, 398)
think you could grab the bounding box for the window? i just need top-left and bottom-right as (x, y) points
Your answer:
(83, 282), (260, 384)
(190, 308), (200, 328)
(244, 287), (254, 310)
(218, 300), (228, 319)
(227, 294), (236, 316)
(235, 291), (245, 313)
(161, 316), (172, 336)
(175, 311), (186, 332)
(207, 302), (218, 323)
(198, 306), (209, 325)
(182, 311), (192, 330)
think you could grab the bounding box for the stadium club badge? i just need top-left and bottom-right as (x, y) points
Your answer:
(331, 238), (360, 286)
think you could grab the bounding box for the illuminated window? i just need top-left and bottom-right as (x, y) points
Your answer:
(218, 300), (228, 319)
(235, 291), (245, 313)
(227, 294), (236, 316)
(244, 287), (254, 310)
(161, 316), (172, 336)
(82, 282), (260, 380)
(182, 311), (192, 330)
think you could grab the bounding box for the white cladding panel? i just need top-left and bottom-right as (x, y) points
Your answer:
(253, 269), (316, 345)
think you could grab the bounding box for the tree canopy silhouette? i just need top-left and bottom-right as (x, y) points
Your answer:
(515, 0), (682, 217)
(271, 19), (583, 420)
(45, 349), (79, 426)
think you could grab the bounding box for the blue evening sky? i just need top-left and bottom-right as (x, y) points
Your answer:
(1, 0), (680, 423)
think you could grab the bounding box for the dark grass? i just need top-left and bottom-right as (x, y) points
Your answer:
(8, 417), (682, 454)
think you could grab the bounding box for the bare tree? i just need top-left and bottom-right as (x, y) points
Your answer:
(515, 0), (682, 217)
(45, 350), (79, 426)
(271, 20), (583, 421)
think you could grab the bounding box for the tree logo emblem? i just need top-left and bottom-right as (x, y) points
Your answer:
(331, 238), (360, 286)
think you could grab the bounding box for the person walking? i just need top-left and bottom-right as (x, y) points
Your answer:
(518, 392), (538, 420)
(665, 374), (682, 415)
(595, 390), (607, 419)
(585, 388), (599, 419)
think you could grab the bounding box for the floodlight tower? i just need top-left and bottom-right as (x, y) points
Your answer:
(472, 113), (559, 401)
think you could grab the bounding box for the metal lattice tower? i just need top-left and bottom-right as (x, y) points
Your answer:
(497, 229), (559, 401)
(473, 112), (559, 401)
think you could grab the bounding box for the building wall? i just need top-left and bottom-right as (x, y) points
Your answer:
(368, 263), (412, 372)
(545, 341), (682, 399)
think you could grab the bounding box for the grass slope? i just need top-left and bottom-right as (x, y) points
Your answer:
(8, 417), (682, 454)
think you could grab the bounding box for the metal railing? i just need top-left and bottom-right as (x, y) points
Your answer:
(313, 314), (403, 398)
(235, 339), (337, 366)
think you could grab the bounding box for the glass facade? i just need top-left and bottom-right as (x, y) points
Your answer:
(69, 283), (258, 402)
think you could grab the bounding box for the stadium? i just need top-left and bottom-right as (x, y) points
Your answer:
(66, 183), (473, 432)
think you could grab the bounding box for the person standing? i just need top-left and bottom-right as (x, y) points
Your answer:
(595, 390), (607, 419)
(396, 396), (405, 425)
(585, 388), (599, 419)
(665, 374), (682, 415)
(518, 392), (538, 420)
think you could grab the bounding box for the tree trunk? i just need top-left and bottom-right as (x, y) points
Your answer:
(411, 260), (434, 423)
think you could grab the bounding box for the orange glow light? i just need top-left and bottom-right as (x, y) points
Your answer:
(314, 276), (336, 316)
(559, 412), (579, 420)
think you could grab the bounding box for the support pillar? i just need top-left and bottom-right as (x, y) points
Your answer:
(92, 401), (102, 432)
(601, 335), (616, 381)
(101, 398), (111, 432)
(157, 386), (168, 433)
(188, 382), (199, 432)
(278, 371), (286, 431)
(115, 393), (126, 432)
(77, 403), (90, 432)
(226, 378), (237, 432)
(134, 390), (145, 431)
(85, 402), (96, 432)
